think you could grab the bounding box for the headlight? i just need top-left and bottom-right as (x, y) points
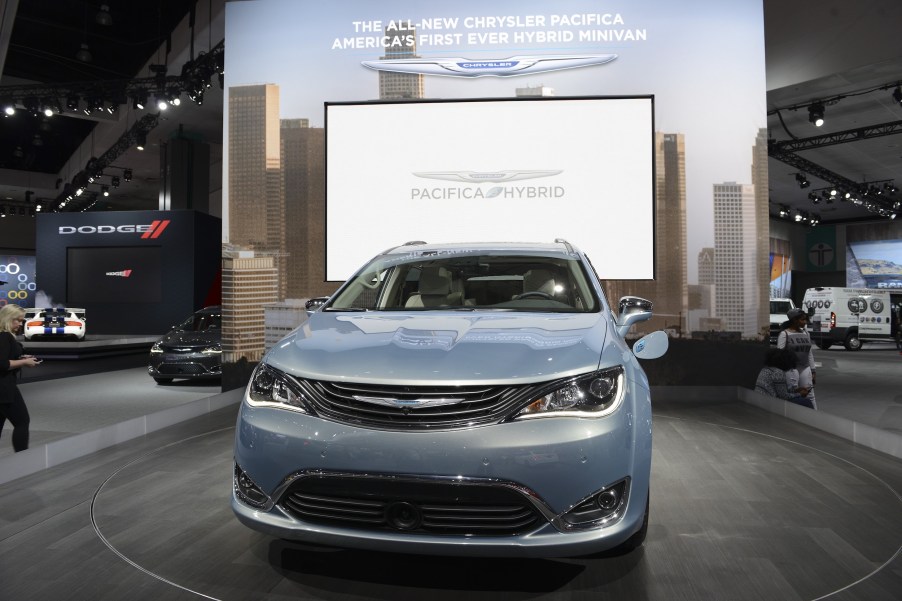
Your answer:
(515, 366), (624, 419)
(150, 342), (163, 354)
(246, 363), (308, 412)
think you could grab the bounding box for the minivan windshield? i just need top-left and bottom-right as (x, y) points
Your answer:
(328, 253), (600, 312)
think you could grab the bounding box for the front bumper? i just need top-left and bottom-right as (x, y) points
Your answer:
(148, 351), (222, 379)
(231, 382), (652, 557)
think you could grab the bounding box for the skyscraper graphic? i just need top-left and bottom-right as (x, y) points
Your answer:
(604, 132), (687, 335)
(751, 127), (770, 333)
(221, 250), (279, 363)
(228, 84), (287, 298)
(378, 26), (424, 99)
(713, 182), (758, 338)
(281, 119), (335, 299)
(688, 247), (715, 332)
(698, 247), (715, 286)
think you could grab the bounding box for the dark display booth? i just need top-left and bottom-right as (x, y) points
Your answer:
(35, 210), (221, 335)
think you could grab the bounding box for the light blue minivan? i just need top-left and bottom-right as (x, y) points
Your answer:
(232, 240), (666, 557)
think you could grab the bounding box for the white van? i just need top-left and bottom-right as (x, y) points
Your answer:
(768, 298), (796, 343)
(802, 287), (902, 350)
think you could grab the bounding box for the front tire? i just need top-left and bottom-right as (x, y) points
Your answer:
(844, 332), (862, 351)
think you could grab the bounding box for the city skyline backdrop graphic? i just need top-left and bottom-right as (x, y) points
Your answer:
(222, 0), (769, 363)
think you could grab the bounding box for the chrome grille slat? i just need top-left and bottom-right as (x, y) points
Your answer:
(279, 476), (543, 536)
(296, 379), (540, 430)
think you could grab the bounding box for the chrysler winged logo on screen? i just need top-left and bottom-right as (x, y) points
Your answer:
(58, 219), (171, 238)
(413, 170), (562, 183)
(361, 53), (617, 77)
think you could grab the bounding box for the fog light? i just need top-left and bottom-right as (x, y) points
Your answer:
(234, 463), (269, 508)
(560, 478), (629, 529)
(596, 488), (620, 511)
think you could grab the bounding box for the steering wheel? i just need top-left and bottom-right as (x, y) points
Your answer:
(514, 291), (554, 300)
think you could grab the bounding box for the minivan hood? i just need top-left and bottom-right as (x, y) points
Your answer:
(266, 311), (609, 385)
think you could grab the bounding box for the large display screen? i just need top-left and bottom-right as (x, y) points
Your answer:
(325, 96), (655, 281)
(847, 240), (902, 289)
(67, 246), (162, 304)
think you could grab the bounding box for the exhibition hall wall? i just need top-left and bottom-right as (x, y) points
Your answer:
(221, 0), (769, 387)
(35, 210), (221, 334)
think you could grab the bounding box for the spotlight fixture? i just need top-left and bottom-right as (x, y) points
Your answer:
(778, 205), (790, 218)
(123, 169), (133, 182)
(132, 89), (148, 110)
(75, 43), (93, 63)
(95, 4), (112, 26)
(136, 133), (146, 151)
(111, 176), (120, 188)
(166, 87), (182, 106)
(807, 192), (818, 201)
(2, 99), (15, 116)
(83, 96), (103, 115)
(188, 88), (205, 105)
(893, 86), (902, 105)
(66, 94), (80, 111)
(885, 183), (898, 194)
(795, 172), (810, 188)
(40, 97), (59, 117)
(101, 185), (110, 197)
(156, 96), (169, 111)
(808, 102), (825, 127)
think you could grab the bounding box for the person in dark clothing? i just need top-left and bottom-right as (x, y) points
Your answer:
(777, 307), (817, 409)
(754, 347), (813, 409)
(0, 304), (41, 452)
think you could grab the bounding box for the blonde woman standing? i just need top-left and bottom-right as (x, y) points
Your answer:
(0, 304), (41, 452)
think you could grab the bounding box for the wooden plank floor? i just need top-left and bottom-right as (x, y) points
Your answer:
(1, 397), (900, 601)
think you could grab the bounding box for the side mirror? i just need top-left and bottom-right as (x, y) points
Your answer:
(305, 297), (329, 314)
(615, 296), (653, 337)
(632, 330), (668, 360)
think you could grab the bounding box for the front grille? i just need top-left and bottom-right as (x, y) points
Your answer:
(280, 475), (542, 536)
(296, 379), (545, 430)
(158, 362), (206, 375)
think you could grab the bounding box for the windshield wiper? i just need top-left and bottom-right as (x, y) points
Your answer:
(323, 307), (367, 312)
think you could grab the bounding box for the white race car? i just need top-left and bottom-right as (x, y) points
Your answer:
(24, 307), (86, 340)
